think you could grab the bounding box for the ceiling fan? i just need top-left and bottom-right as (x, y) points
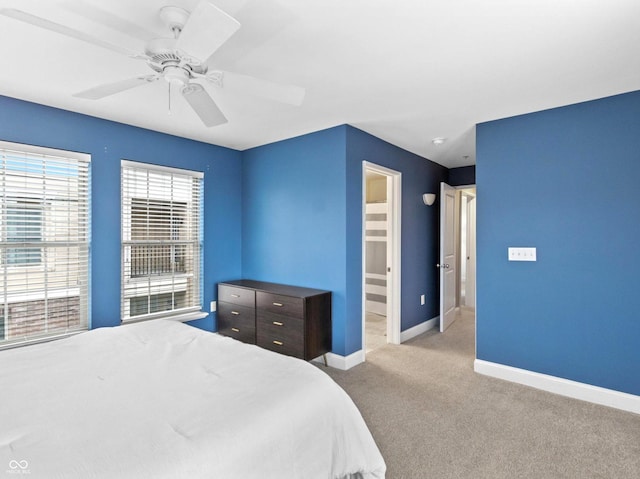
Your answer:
(0, 1), (305, 127)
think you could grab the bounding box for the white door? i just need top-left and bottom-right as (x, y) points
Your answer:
(465, 194), (476, 308)
(439, 182), (457, 332)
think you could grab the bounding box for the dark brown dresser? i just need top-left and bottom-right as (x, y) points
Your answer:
(217, 280), (332, 361)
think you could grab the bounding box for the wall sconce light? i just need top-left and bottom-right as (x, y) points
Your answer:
(423, 193), (436, 206)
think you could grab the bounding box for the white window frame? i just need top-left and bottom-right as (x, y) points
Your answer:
(0, 140), (91, 349)
(121, 160), (205, 323)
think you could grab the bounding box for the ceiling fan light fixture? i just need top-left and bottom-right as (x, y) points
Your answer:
(163, 65), (189, 86)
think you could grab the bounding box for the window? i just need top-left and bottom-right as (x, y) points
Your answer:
(5, 198), (43, 265)
(121, 160), (203, 322)
(0, 141), (90, 346)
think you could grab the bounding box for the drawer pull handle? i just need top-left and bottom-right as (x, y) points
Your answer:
(272, 302), (284, 307)
(273, 321), (284, 326)
(231, 328), (240, 332)
(231, 294), (240, 298)
(273, 340), (283, 346)
(231, 311), (240, 315)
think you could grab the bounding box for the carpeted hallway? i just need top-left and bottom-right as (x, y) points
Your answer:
(323, 311), (640, 478)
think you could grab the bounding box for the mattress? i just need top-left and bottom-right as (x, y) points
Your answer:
(0, 319), (385, 478)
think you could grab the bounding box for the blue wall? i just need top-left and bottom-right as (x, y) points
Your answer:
(1, 95), (450, 360)
(241, 124), (447, 355)
(241, 127), (350, 354)
(0, 95), (243, 332)
(449, 165), (476, 186)
(476, 90), (640, 396)
(346, 127), (448, 346)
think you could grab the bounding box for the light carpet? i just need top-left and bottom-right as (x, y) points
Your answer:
(322, 311), (640, 478)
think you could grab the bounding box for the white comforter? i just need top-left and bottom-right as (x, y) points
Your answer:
(0, 320), (385, 479)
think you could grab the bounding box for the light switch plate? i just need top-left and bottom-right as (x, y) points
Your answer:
(508, 247), (537, 261)
(210, 300), (217, 312)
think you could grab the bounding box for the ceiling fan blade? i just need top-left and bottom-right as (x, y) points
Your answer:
(208, 0), (250, 17)
(221, 71), (305, 106)
(0, 8), (139, 58)
(176, 1), (240, 64)
(74, 75), (159, 100)
(61, 1), (157, 41)
(182, 83), (227, 127)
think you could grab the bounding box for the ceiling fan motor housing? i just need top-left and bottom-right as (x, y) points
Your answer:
(144, 37), (207, 85)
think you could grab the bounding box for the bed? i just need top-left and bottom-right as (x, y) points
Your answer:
(0, 320), (385, 478)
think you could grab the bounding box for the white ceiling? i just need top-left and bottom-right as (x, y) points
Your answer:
(0, 0), (638, 168)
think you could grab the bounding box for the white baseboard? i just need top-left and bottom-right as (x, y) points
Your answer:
(400, 315), (439, 343)
(317, 316), (439, 371)
(475, 359), (640, 416)
(312, 350), (365, 370)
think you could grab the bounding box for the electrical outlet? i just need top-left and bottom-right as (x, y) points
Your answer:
(508, 247), (537, 261)
(210, 301), (217, 312)
(420, 294), (425, 305)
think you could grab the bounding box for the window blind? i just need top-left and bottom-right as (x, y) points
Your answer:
(0, 141), (90, 347)
(121, 160), (203, 322)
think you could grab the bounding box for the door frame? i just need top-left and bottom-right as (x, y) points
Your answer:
(362, 161), (402, 352)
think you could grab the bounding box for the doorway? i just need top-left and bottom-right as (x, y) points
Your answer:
(439, 184), (476, 332)
(459, 188), (476, 310)
(362, 162), (401, 355)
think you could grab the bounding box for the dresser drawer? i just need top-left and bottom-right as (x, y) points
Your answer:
(218, 284), (255, 308)
(257, 332), (304, 359)
(257, 311), (303, 338)
(257, 336), (303, 359)
(257, 292), (303, 318)
(218, 302), (255, 343)
(218, 323), (255, 344)
(257, 311), (304, 359)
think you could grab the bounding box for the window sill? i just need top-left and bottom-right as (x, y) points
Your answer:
(122, 311), (208, 325)
(0, 329), (87, 351)
(166, 311), (208, 323)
